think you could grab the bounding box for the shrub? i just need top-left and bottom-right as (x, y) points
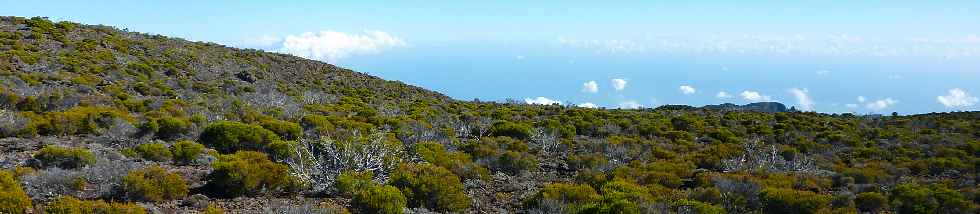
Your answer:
(199, 121), (281, 154)
(122, 166), (188, 202)
(335, 170), (375, 197)
(204, 204), (224, 214)
(352, 185), (407, 214)
(260, 119), (302, 141)
(413, 142), (489, 180)
(524, 183), (600, 211)
(43, 196), (146, 214)
(855, 192), (887, 213)
(155, 116), (191, 140)
(205, 151), (297, 197)
(389, 163), (469, 212)
(494, 150), (536, 175)
(34, 145), (95, 169)
(134, 143), (172, 162)
(490, 121), (532, 139)
(672, 199), (725, 214)
(759, 188), (831, 214)
(170, 141), (205, 165)
(0, 171), (31, 213)
(890, 184), (975, 214)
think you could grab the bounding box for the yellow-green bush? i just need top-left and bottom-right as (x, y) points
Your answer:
(854, 192), (887, 213)
(34, 145), (95, 169)
(134, 143), (172, 162)
(389, 163), (469, 212)
(0, 171), (31, 214)
(170, 141), (205, 165)
(205, 151), (297, 197)
(352, 185), (407, 214)
(21, 106), (132, 136)
(203, 203), (224, 214)
(524, 183), (600, 211)
(154, 116), (191, 140)
(413, 142), (489, 180)
(759, 188), (831, 214)
(44, 196), (146, 214)
(335, 170), (375, 197)
(121, 166), (188, 202)
(199, 121), (281, 154)
(259, 119), (302, 141)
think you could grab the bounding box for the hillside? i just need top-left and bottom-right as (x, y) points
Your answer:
(0, 16), (977, 214)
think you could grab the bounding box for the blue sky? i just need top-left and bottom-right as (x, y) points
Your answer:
(3, 1), (980, 114)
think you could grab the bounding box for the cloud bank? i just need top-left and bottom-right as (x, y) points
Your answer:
(611, 79), (628, 91)
(679, 85), (696, 94)
(866, 98), (898, 111)
(740, 90), (772, 102)
(581, 81), (599, 93)
(788, 88), (814, 111)
(937, 88), (978, 108)
(524, 97), (562, 105)
(279, 30), (406, 62)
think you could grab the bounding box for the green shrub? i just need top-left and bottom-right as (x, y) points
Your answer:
(352, 185), (407, 214)
(44, 196), (146, 214)
(155, 116), (191, 140)
(170, 141), (205, 165)
(199, 121), (281, 154)
(0, 171), (31, 214)
(671, 199), (725, 214)
(414, 142), (489, 180)
(204, 204), (224, 214)
(23, 106), (132, 136)
(122, 166), (188, 202)
(855, 192), (887, 213)
(335, 170), (375, 197)
(759, 188), (831, 214)
(890, 184), (976, 214)
(34, 145), (95, 169)
(134, 143), (172, 162)
(260, 119), (302, 141)
(495, 150), (536, 175)
(205, 151), (297, 197)
(490, 121), (532, 139)
(389, 163), (469, 212)
(524, 183), (600, 211)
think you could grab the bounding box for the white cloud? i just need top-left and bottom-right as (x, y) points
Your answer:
(716, 91), (732, 99)
(618, 100), (643, 109)
(679, 85), (696, 95)
(865, 98), (898, 111)
(937, 88), (978, 108)
(611, 79), (628, 91)
(788, 88), (814, 111)
(577, 102), (598, 108)
(740, 90), (772, 102)
(857, 96), (867, 103)
(845, 104), (859, 108)
(816, 70), (831, 76)
(524, 97), (562, 105)
(279, 30), (406, 62)
(581, 81), (599, 93)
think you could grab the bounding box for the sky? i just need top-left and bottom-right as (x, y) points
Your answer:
(3, 1), (980, 114)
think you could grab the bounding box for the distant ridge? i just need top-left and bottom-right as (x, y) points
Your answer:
(653, 102), (790, 113)
(703, 102), (789, 113)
